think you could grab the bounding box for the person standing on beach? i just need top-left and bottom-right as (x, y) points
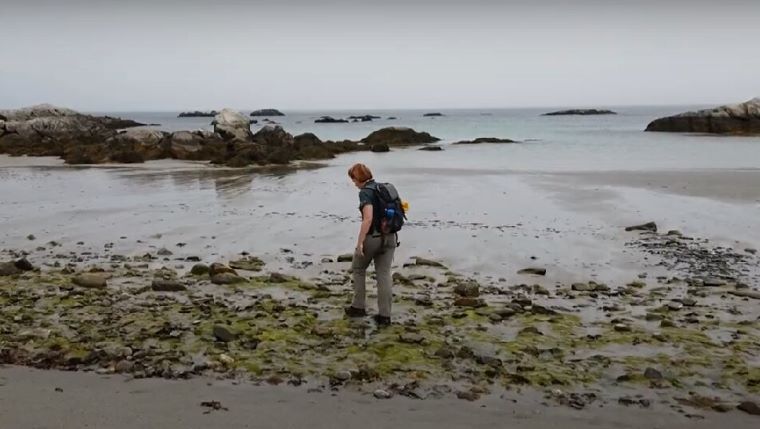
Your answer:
(344, 163), (401, 326)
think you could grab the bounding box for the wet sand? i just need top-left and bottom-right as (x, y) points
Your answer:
(1, 366), (757, 429)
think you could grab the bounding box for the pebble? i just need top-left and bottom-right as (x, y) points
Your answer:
(335, 371), (352, 381)
(667, 301), (684, 311)
(644, 367), (663, 380)
(374, 389), (392, 399)
(614, 323), (632, 332)
(517, 267), (546, 276)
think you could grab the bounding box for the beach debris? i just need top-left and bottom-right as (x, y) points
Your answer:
(625, 222), (657, 232)
(200, 400), (229, 413)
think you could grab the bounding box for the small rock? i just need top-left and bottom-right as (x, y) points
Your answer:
(209, 262), (236, 276)
(625, 222), (657, 232)
(151, 279), (187, 292)
(72, 273), (108, 289)
(489, 313), (503, 322)
(572, 282), (591, 292)
(667, 301), (684, 311)
(374, 389), (392, 399)
(115, 360), (135, 373)
(268, 272), (289, 283)
(335, 371), (352, 382)
(337, 254), (353, 263)
(399, 333), (425, 344)
(0, 262), (21, 276)
(745, 248), (757, 255)
(453, 282), (480, 297)
(213, 325), (237, 342)
(517, 267), (546, 276)
(667, 230), (683, 237)
(682, 298), (697, 307)
(210, 273), (246, 285)
(434, 347), (455, 359)
(413, 257), (447, 269)
(454, 297), (485, 308)
(218, 354), (234, 366)
(456, 390), (480, 401)
(27, 234), (36, 240)
(614, 323), (632, 332)
(14, 258), (34, 271)
(518, 326), (542, 336)
(738, 401), (760, 415)
(191, 264), (210, 275)
(644, 367), (663, 380)
(157, 247), (173, 256)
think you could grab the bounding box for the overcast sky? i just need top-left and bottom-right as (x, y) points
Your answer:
(1, 0), (759, 111)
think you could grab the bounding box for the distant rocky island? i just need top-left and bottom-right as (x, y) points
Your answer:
(0, 105), (440, 167)
(646, 97), (760, 135)
(543, 109), (617, 116)
(249, 109), (284, 117)
(315, 116), (348, 124)
(453, 137), (516, 145)
(178, 110), (218, 118)
(423, 112), (444, 117)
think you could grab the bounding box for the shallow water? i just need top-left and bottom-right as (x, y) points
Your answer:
(2, 107), (760, 284)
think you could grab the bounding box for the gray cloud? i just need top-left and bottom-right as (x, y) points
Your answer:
(1, 0), (759, 110)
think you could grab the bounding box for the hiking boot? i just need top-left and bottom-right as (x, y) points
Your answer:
(344, 306), (367, 318)
(373, 315), (391, 327)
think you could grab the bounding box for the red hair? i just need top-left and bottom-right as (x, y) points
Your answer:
(348, 163), (373, 182)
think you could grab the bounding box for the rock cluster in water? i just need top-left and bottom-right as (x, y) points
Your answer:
(0, 105), (440, 167)
(542, 109), (617, 116)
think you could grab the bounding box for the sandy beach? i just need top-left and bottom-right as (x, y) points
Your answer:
(1, 366), (758, 429)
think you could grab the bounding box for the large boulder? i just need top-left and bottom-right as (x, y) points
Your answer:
(361, 127), (440, 147)
(645, 98), (760, 135)
(108, 129), (169, 161)
(252, 125), (294, 147)
(168, 130), (224, 160)
(212, 109), (252, 141)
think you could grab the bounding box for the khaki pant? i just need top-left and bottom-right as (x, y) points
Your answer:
(351, 234), (396, 317)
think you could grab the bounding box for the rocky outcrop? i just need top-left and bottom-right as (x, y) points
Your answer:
(361, 127), (440, 147)
(645, 98), (760, 135)
(249, 109), (284, 117)
(0, 104), (144, 158)
(423, 112), (444, 117)
(212, 109), (252, 141)
(453, 137), (516, 145)
(543, 109), (616, 116)
(315, 116), (348, 124)
(178, 111), (218, 118)
(1, 104), (441, 168)
(348, 115), (380, 122)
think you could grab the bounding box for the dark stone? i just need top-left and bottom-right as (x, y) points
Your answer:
(14, 258), (34, 271)
(625, 222), (658, 232)
(337, 254), (353, 263)
(644, 367), (663, 380)
(191, 264), (210, 275)
(517, 267), (546, 276)
(151, 279), (187, 292)
(210, 272), (246, 285)
(453, 281), (480, 297)
(0, 262), (21, 276)
(213, 325), (237, 342)
(268, 272), (289, 283)
(423, 112), (444, 117)
(454, 297), (485, 308)
(738, 401), (760, 415)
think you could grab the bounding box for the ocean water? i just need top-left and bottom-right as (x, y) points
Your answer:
(100, 106), (760, 171)
(3, 106), (760, 283)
